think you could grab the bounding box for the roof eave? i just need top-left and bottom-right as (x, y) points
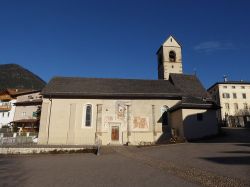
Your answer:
(169, 104), (220, 113)
(208, 81), (250, 91)
(42, 93), (182, 100)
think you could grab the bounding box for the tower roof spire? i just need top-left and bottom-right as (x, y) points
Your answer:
(156, 35), (181, 54)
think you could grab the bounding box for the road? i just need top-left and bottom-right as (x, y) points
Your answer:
(0, 127), (249, 187)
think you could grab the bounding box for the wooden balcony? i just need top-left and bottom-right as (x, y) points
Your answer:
(0, 104), (12, 111)
(0, 95), (12, 101)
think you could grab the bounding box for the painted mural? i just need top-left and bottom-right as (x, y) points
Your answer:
(132, 116), (149, 131)
(102, 101), (131, 132)
(115, 101), (127, 121)
(103, 115), (114, 132)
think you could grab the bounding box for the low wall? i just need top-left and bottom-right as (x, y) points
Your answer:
(0, 147), (96, 155)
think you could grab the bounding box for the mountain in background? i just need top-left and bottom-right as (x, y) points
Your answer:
(0, 64), (46, 91)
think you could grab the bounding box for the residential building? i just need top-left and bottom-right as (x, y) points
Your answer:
(0, 89), (35, 128)
(38, 35), (219, 145)
(12, 91), (42, 132)
(208, 80), (250, 127)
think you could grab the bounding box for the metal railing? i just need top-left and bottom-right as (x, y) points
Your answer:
(0, 132), (38, 146)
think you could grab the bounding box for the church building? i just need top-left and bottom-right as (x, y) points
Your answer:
(38, 36), (219, 145)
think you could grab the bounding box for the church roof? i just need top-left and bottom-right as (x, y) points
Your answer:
(168, 96), (220, 112)
(169, 74), (210, 98)
(41, 77), (182, 99)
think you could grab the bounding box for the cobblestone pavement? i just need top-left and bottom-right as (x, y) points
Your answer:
(113, 145), (249, 187)
(112, 127), (250, 187)
(0, 127), (249, 187)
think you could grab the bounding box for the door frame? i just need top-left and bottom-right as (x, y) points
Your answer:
(109, 122), (122, 145)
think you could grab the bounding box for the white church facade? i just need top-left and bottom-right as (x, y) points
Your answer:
(38, 36), (219, 145)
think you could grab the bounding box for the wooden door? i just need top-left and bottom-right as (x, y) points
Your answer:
(111, 126), (119, 141)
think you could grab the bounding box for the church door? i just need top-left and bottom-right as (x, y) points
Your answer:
(111, 126), (119, 141)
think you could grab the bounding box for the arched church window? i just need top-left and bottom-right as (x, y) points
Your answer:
(169, 51), (176, 62)
(85, 104), (92, 127)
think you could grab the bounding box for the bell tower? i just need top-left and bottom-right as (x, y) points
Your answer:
(157, 35), (183, 80)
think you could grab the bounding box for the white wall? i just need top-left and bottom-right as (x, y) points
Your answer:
(0, 100), (16, 128)
(209, 83), (250, 121)
(14, 93), (41, 122)
(38, 98), (180, 145)
(169, 109), (184, 138)
(14, 105), (39, 121)
(182, 109), (218, 140)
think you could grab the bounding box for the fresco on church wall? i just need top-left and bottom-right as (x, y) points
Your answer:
(103, 115), (114, 132)
(132, 116), (149, 131)
(115, 101), (127, 121)
(101, 101), (130, 132)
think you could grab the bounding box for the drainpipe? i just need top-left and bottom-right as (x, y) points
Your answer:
(95, 104), (99, 143)
(95, 104), (101, 156)
(152, 105), (156, 142)
(126, 105), (130, 144)
(47, 96), (52, 145)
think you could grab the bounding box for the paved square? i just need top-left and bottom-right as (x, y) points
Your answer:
(0, 128), (249, 187)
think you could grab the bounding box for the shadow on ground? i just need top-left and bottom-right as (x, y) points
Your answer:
(195, 127), (250, 166)
(200, 156), (250, 165)
(0, 156), (27, 186)
(190, 127), (250, 143)
(220, 150), (250, 154)
(235, 143), (250, 147)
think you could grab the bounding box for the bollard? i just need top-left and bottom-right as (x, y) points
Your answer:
(96, 144), (100, 156)
(96, 138), (101, 156)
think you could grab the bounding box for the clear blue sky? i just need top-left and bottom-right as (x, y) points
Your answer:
(0, 0), (249, 88)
